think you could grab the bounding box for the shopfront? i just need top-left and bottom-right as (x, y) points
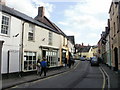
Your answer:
(40, 46), (59, 67)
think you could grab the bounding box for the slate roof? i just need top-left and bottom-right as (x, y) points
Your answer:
(35, 12), (67, 37)
(78, 46), (91, 53)
(0, 5), (60, 34)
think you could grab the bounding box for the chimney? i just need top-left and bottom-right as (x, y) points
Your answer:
(82, 43), (84, 46)
(38, 6), (45, 18)
(0, 0), (6, 5)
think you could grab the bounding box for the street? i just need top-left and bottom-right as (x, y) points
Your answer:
(10, 61), (104, 88)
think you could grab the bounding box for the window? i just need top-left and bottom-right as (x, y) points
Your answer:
(48, 32), (52, 45)
(46, 50), (58, 67)
(1, 15), (10, 35)
(114, 22), (116, 35)
(24, 51), (36, 71)
(63, 37), (65, 46)
(117, 16), (119, 32)
(28, 24), (35, 41)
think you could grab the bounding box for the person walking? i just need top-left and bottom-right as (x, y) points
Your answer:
(36, 59), (41, 75)
(40, 57), (47, 76)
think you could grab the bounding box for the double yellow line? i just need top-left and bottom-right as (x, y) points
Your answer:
(99, 67), (110, 90)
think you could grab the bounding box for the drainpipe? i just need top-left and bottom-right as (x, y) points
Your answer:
(19, 21), (25, 76)
(0, 40), (4, 90)
(109, 35), (111, 68)
(0, 41), (4, 73)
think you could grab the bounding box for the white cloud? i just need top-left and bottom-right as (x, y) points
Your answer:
(64, 30), (81, 38)
(58, 22), (68, 26)
(58, 0), (112, 45)
(6, 0), (54, 18)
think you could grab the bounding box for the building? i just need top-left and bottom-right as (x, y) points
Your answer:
(0, 5), (24, 74)
(0, 3), (75, 74)
(92, 46), (98, 57)
(76, 44), (94, 60)
(109, 1), (120, 71)
(67, 36), (75, 57)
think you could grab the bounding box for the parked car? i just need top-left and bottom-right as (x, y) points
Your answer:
(79, 57), (86, 61)
(90, 57), (99, 66)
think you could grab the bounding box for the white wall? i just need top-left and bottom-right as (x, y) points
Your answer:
(0, 12), (22, 74)
(23, 23), (62, 70)
(68, 40), (74, 56)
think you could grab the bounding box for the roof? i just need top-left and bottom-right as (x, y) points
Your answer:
(78, 46), (92, 53)
(52, 23), (67, 37)
(35, 13), (67, 37)
(0, 5), (60, 34)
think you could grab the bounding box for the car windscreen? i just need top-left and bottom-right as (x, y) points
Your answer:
(91, 57), (97, 61)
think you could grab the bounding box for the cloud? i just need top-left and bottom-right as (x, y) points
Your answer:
(6, 0), (54, 18)
(58, 22), (69, 26)
(63, 30), (81, 38)
(57, 0), (112, 45)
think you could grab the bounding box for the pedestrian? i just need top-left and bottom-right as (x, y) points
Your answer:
(64, 58), (67, 67)
(40, 57), (47, 76)
(68, 59), (72, 68)
(36, 59), (41, 75)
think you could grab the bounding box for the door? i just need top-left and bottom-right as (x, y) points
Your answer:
(8, 50), (20, 73)
(114, 47), (118, 71)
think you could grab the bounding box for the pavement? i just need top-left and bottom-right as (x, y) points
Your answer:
(100, 64), (120, 88)
(2, 61), (79, 90)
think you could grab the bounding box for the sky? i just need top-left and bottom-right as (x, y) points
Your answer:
(6, 0), (112, 45)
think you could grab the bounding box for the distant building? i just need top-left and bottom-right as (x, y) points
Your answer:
(75, 43), (97, 60)
(98, 1), (120, 72)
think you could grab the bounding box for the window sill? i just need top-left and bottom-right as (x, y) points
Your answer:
(0, 33), (10, 37)
(28, 40), (35, 42)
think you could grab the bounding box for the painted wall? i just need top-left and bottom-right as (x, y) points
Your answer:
(23, 23), (62, 71)
(0, 12), (22, 74)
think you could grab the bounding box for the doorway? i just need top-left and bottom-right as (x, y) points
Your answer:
(114, 47), (118, 71)
(42, 50), (46, 58)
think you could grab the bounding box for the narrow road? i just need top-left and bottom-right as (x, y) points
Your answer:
(11, 61), (103, 88)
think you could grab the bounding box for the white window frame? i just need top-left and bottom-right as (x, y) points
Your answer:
(1, 14), (10, 36)
(28, 24), (35, 41)
(48, 31), (53, 45)
(23, 51), (37, 71)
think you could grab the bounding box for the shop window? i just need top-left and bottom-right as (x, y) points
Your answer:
(24, 51), (36, 71)
(46, 50), (58, 67)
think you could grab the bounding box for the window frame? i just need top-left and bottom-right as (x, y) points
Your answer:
(1, 14), (10, 36)
(23, 51), (37, 71)
(48, 31), (53, 45)
(28, 24), (35, 41)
